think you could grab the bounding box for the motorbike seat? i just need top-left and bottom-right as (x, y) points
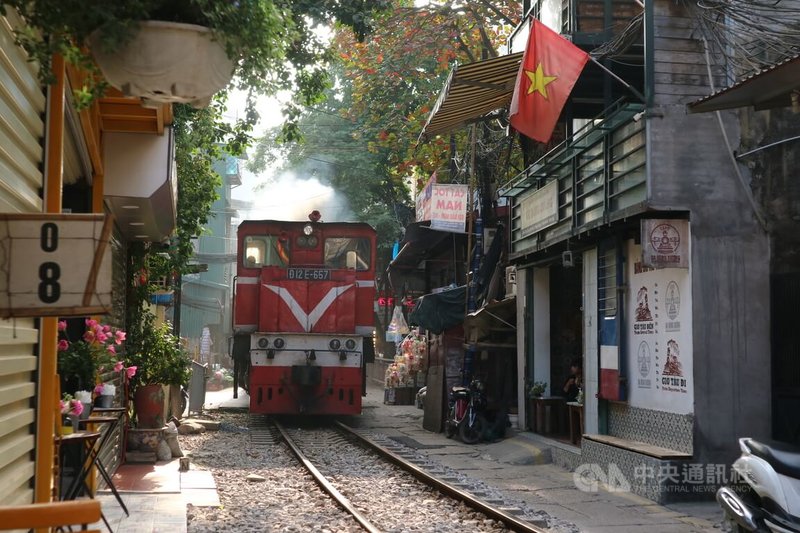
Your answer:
(450, 387), (470, 399)
(747, 439), (800, 479)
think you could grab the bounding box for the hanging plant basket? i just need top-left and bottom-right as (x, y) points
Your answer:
(89, 21), (235, 108)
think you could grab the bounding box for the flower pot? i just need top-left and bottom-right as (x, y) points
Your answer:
(134, 384), (166, 429)
(80, 403), (92, 419)
(89, 21), (235, 108)
(96, 394), (114, 408)
(127, 427), (165, 453)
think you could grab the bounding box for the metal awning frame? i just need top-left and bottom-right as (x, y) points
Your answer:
(419, 52), (523, 141)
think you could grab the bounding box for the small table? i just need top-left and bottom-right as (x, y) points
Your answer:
(530, 396), (565, 435)
(56, 431), (114, 532)
(77, 415), (129, 517)
(567, 402), (584, 445)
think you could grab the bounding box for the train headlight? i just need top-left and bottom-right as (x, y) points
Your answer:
(257, 337), (269, 348)
(303, 224), (313, 236)
(273, 338), (285, 349)
(345, 339), (357, 350)
(307, 235), (318, 247)
(329, 339), (341, 350)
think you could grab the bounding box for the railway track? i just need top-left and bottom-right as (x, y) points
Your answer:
(251, 416), (548, 533)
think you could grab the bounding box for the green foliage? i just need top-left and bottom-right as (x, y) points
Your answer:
(527, 381), (548, 398)
(0, 0), (390, 136)
(124, 310), (191, 390)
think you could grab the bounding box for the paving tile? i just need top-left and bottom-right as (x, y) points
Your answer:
(111, 463), (180, 493)
(183, 488), (221, 507)
(180, 469), (216, 489)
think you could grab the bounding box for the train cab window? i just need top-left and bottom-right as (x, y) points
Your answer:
(244, 235), (290, 267)
(324, 237), (370, 270)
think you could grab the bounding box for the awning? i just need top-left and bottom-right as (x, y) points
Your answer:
(388, 221), (466, 270)
(419, 52), (523, 141)
(464, 297), (517, 350)
(688, 54), (800, 113)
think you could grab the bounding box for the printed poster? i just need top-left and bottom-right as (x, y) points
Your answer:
(626, 238), (693, 415)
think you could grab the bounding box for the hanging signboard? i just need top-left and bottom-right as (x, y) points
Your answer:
(641, 219), (690, 269)
(430, 183), (468, 233)
(519, 180), (558, 237)
(0, 213), (114, 318)
(415, 171), (437, 222)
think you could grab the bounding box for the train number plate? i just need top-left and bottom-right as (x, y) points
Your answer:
(287, 268), (331, 281)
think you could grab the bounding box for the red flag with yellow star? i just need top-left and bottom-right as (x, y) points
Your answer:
(510, 19), (589, 143)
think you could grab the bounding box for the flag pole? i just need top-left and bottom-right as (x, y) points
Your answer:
(588, 55), (646, 103)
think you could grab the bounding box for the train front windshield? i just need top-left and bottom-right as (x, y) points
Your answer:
(323, 237), (371, 270)
(243, 235), (290, 267)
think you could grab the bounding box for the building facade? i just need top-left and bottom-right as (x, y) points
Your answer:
(501, 0), (773, 502)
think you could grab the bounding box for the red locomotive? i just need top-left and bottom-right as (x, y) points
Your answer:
(232, 211), (376, 415)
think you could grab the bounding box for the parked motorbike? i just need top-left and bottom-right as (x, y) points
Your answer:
(717, 437), (800, 532)
(445, 378), (487, 444)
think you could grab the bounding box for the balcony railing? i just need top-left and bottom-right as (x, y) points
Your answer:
(501, 101), (646, 253)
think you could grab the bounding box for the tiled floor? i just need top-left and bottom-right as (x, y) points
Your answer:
(91, 458), (219, 532)
(109, 459), (182, 493)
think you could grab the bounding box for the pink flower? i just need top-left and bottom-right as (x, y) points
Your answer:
(85, 318), (98, 329)
(125, 366), (137, 379)
(83, 329), (96, 342)
(57, 339), (69, 351)
(96, 331), (108, 343)
(72, 400), (83, 416)
(103, 325), (111, 333)
(94, 384), (104, 395)
(113, 361), (124, 372)
(107, 345), (116, 355)
(58, 320), (67, 331)
(115, 331), (126, 344)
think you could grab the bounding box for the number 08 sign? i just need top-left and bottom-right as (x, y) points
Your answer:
(0, 213), (113, 318)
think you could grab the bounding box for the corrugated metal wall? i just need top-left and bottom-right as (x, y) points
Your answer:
(0, 11), (47, 504)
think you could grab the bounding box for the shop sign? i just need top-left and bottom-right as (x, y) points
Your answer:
(641, 219), (689, 269)
(626, 240), (693, 415)
(519, 180), (558, 237)
(430, 184), (468, 232)
(415, 172), (437, 222)
(0, 214), (113, 318)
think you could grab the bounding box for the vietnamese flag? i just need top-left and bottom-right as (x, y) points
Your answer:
(509, 19), (589, 143)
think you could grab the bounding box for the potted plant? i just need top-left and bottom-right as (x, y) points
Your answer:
(124, 310), (191, 429)
(1, 0), (298, 108)
(526, 381), (548, 431)
(56, 319), (131, 395)
(528, 381), (548, 398)
(59, 394), (84, 434)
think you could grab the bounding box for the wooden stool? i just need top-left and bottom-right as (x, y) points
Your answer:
(531, 396), (565, 435)
(567, 402), (584, 445)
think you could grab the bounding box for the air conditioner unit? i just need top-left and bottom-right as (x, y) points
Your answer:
(505, 266), (517, 298)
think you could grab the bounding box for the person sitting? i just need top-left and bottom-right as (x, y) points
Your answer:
(562, 358), (583, 402)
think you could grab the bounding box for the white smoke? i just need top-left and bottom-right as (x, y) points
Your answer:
(234, 166), (354, 223)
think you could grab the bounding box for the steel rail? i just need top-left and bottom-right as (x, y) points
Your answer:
(273, 420), (382, 533)
(335, 421), (547, 533)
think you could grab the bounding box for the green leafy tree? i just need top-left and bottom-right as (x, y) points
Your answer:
(248, 1), (520, 258)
